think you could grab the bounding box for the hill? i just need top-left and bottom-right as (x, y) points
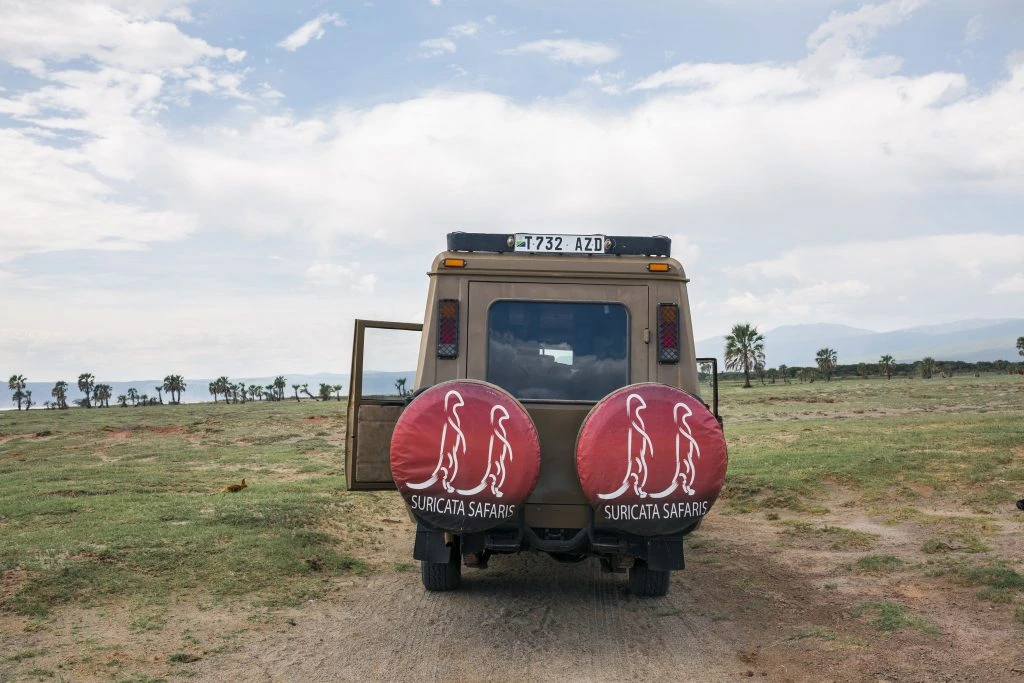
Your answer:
(695, 318), (1023, 367)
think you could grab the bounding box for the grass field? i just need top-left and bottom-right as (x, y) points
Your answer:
(1, 374), (1022, 679)
(0, 400), (390, 618)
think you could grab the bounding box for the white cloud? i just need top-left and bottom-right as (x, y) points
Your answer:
(503, 39), (619, 65)
(3, 0), (1024, 376)
(630, 62), (808, 100)
(419, 37), (457, 58)
(448, 21), (480, 38)
(430, 0), (441, 5)
(165, 6), (193, 23)
(964, 15), (983, 44)
(583, 70), (625, 95)
(258, 81), (285, 100)
(484, 15), (497, 25)
(0, 1), (245, 72)
(0, 0), (247, 262)
(304, 263), (377, 292)
(713, 234), (1024, 332)
(277, 12), (345, 52)
(801, 0), (928, 80)
(992, 273), (1024, 294)
(0, 129), (196, 261)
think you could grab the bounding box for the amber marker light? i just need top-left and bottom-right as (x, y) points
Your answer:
(647, 263), (671, 272)
(443, 258), (467, 268)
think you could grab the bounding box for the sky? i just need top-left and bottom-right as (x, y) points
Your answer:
(0, 0), (1022, 381)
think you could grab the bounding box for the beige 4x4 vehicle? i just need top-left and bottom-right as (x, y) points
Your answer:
(345, 232), (727, 597)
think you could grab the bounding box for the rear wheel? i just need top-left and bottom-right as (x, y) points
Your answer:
(628, 559), (670, 597)
(421, 539), (462, 591)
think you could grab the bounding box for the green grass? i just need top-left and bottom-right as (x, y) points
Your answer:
(5, 649), (46, 662)
(0, 400), (377, 616)
(1, 374), (1021, 622)
(779, 520), (879, 550)
(853, 554), (905, 574)
(717, 375), (1024, 512)
(852, 601), (940, 634)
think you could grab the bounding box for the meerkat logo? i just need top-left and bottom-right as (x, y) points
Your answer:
(597, 393), (701, 501)
(406, 391), (515, 498)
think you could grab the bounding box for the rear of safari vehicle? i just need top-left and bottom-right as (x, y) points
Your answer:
(345, 233), (726, 597)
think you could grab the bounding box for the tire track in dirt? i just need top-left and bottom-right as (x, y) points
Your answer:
(193, 552), (742, 682)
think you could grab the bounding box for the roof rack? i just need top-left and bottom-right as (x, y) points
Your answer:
(446, 232), (671, 257)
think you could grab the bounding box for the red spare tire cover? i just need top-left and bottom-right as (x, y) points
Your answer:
(391, 380), (541, 533)
(576, 383), (727, 536)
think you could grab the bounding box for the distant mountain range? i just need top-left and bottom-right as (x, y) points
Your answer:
(1, 372), (414, 410)
(695, 318), (1024, 367)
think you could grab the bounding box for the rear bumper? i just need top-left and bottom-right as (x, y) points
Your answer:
(412, 506), (699, 571)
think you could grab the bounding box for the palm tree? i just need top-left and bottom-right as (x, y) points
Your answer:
(93, 384), (113, 408)
(209, 381), (219, 403)
(724, 323), (765, 389)
(292, 384), (301, 402)
(154, 386), (164, 404)
(815, 348), (838, 381)
(127, 387), (139, 406)
(77, 373), (95, 408)
(265, 383), (276, 401)
(879, 354), (895, 380)
(51, 380), (69, 409)
(919, 357), (936, 379)
(117, 394), (128, 408)
(777, 364), (789, 385)
(8, 375), (27, 410)
(319, 383), (333, 401)
(163, 374), (186, 404)
(332, 384), (343, 401)
(214, 377), (231, 403)
(22, 389), (33, 410)
(1017, 336), (1024, 361)
(177, 376), (187, 403)
(274, 376), (287, 401)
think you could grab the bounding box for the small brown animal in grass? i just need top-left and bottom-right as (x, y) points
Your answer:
(220, 478), (247, 493)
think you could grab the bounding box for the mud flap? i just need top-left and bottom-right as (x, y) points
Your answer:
(644, 536), (684, 572)
(413, 524), (453, 564)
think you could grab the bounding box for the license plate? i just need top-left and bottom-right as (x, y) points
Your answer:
(514, 234), (605, 254)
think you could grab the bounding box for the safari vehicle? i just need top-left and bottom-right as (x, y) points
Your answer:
(345, 232), (727, 597)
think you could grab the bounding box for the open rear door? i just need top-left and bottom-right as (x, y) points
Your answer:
(345, 319), (423, 490)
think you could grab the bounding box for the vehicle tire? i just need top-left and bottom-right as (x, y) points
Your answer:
(421, 543), (462, 591)
(628, 560), (670, 597)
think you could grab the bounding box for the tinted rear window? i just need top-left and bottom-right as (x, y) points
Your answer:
(487, 301), (629, 401)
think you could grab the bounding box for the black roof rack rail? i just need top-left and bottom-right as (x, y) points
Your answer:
(446, 232), (671, 257)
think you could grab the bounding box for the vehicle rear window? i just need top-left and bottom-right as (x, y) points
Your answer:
(487, 301), (629, 401)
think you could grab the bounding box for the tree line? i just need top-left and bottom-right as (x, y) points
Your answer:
(207, 376), (343, 404)
(6, 373), (344, 410)
(720, 326), (1024, 388)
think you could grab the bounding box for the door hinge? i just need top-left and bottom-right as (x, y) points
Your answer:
(643, 328), (650, 344)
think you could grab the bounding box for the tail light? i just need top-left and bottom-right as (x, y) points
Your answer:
(657, 303), (680, 364)
(437, 299), (459, 359)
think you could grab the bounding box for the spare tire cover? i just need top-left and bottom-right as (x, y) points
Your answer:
(390, 380), (541, 533)
(576, 383), (727, 536)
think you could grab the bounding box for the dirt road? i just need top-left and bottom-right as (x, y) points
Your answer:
(186, 512), (1023, 683)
